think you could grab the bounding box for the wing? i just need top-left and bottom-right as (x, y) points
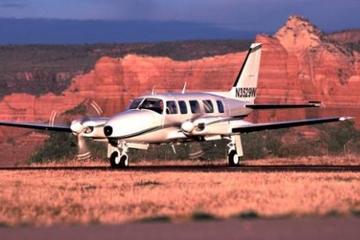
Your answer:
(0, 120), (72, 132)
(232, 116), (353, 134)
(245, 101), (321, 110)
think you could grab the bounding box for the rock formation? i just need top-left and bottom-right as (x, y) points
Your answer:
(254, 16), (360, 123)
(328, 29), (360, 44)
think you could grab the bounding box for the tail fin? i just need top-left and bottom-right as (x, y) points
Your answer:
(229, 43), (262, 103)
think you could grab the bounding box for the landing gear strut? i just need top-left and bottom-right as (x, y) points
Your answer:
(108, 143), (129, 168)
(227, 135), (243, 167)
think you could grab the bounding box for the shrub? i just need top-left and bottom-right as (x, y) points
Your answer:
(30, 132), (77, 163)
(316, 121), (360, 155)
(191, 211), (218, 221)
(235, 210), (259, 219)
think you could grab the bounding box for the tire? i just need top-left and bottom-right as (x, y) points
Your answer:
(228, 150), (240, 167)
(119, 154), (129, 168)
(109, 151), (129, 168)
(109, 151), (120, 168)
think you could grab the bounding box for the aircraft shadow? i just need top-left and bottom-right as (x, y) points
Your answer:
(0, 165), (360, 173)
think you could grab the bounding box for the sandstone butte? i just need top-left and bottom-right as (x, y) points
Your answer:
(0, 15), (359, 165)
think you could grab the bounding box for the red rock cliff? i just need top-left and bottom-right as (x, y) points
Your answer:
(254, 16), (360, 122)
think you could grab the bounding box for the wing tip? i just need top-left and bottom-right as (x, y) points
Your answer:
(339, 116), (354, 121)
(308, 101), (321, 107)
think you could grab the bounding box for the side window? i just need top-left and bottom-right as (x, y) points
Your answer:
(189, 100), (201, 114)
(217, 100), (225, 113)
(203, 100), (214, 113)
(166, 101), (178, 114)
(178, 100), (188, 114)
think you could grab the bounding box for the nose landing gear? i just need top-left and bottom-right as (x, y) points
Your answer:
(108, 143), (129, 168)
(109, 151), (129, 168)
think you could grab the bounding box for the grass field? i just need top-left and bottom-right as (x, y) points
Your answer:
(0, 157), (359, 227)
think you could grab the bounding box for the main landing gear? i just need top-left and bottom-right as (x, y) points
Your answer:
(227, 135), (244, 167)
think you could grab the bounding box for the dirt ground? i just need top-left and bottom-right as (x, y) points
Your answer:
(0, 156), (359, 226)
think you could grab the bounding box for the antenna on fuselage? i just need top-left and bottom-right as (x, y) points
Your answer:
(151, 86), (156, 95)
(182, 82), (187, 94)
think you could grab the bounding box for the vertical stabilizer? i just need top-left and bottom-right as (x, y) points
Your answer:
(229, 43), (262, 103)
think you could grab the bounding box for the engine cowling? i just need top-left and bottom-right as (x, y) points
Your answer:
(180, 117), (230, 136)
(70, 117), (108, 138)
(181, 121), (195, 134)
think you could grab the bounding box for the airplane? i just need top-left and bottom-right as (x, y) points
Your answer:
(0, 43), (353, 168)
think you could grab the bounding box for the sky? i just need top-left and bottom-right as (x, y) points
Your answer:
(0, 0), (359, 32)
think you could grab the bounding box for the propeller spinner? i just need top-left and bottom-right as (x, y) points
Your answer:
(49, 99), (104, 160)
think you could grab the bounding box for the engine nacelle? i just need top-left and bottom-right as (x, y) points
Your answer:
(70, 117), (108, 138)
(181, 117), (231, 136)
(181, 121), (195, 134)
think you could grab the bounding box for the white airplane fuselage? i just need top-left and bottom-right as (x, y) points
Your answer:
(101, 92), (252, 144)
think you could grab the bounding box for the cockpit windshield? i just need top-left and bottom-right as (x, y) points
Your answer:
(128, 98), (144, 110)
(139, 98), (164, 114)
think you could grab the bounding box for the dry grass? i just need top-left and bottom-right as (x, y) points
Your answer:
(0, 157), (359, 226)
(29, 154), (360, 167)
(242, 155), (360, 166)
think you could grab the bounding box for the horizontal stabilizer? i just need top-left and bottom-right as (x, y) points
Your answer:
(245, 101), (321, 110)
(0, 121), (72, 132)
(232, 116), (353, 134)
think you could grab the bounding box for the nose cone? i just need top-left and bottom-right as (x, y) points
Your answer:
(104, 126), (113, 137)
(104, 110), (162, 138)
(70, 120), (83, 134)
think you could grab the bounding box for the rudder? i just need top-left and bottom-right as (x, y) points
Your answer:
(229, 43), (262, 103)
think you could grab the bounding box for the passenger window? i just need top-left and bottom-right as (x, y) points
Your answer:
(178, 100), (188, 114)
(217, 100), (225, 113)
(203, 100), (214, 113)
(189, 100), (201, 114)
(166, 101), (178, 114)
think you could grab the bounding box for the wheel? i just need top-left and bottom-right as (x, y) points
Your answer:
(110, 151), (120, 168)
(119, 154), (129, 168)
(109, 151), (129, 168)
(228, 150), (240, 166)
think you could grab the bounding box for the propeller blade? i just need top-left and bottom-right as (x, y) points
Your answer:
(188, 142), (204, 160)
(84, 99), (104, 117)
(49, 111), (58, 126)
(76, 135), (91, 160)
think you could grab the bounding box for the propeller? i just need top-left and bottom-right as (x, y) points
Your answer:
(178, 113), (205, 160)
(75, 135), (91, 160)
(181, 118), (207, 135)
(188, 141), (205, 160)
(49, 99), (104, 160)
(180, 111), (205, 135)
(69, 118), (93, 160)
(181, 115), (226, 160)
